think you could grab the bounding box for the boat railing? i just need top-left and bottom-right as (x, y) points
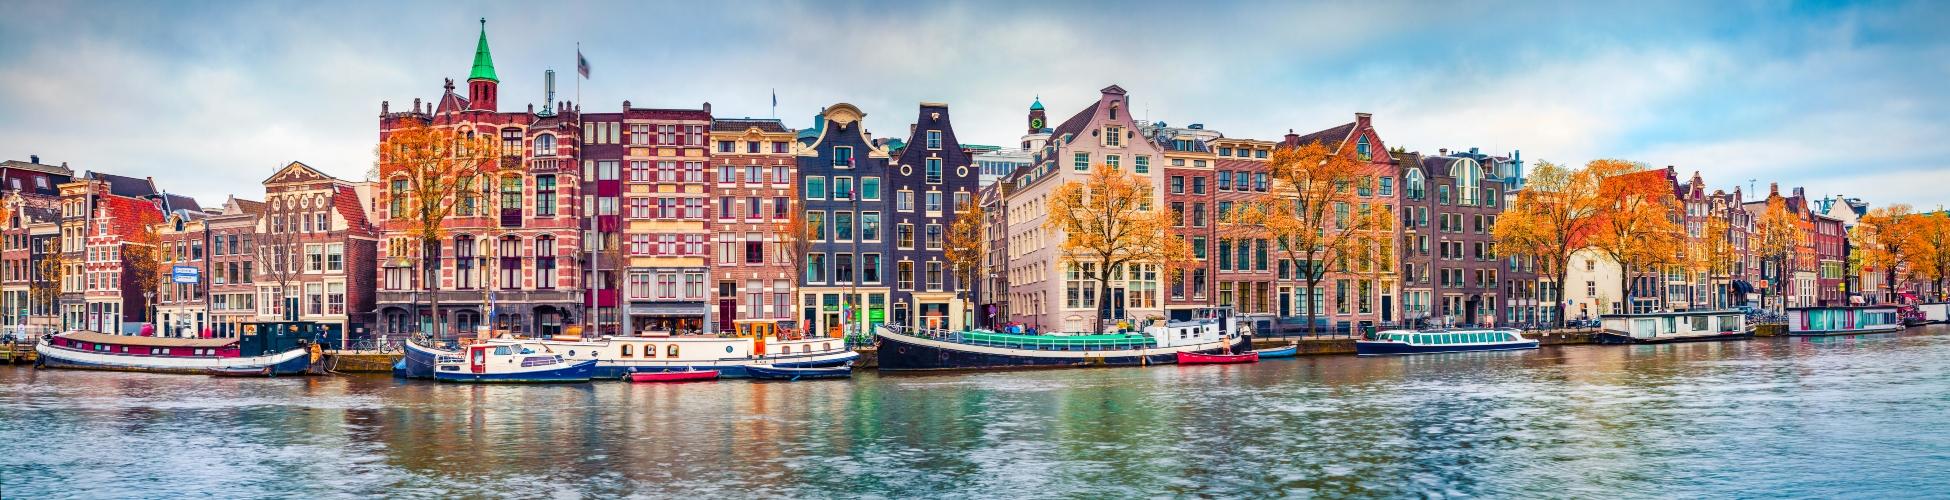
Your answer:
(434, 355), (464, 364)
(883, 325), (1157, 351)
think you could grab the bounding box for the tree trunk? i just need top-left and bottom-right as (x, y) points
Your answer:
(1095, 276), (1112, 335)
(427, 239), (441, 342)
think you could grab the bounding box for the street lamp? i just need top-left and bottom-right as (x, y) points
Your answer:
(143, 291), (154, 336)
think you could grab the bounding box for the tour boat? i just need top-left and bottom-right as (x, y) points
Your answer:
(1355, 328), (1538, 356)
(627, 369), (720, 383)
(1784, 306), (1906, 336)
(1596, 310), (1755, 344)
(399, 319), (857, 380)
(432, 342), (597, 383)
(875, 307), (1252, 371)
(1252, 345), (1299, 358)
(36, 322), (321, 375)
(745, 363), (854, 380)
(1177, 351), (1259, 364)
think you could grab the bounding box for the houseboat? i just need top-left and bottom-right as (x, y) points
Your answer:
(400, 320), (858, 380)
(874, 307), (1251, 371)
(1596, 310), (1754, 344)
(432, 341), (597, 383)
(35, 322), (322, 375)
(1913, 303), (1950, 324)
(1785, 306), (1906, 336)
(1355, 328), (1538, 356)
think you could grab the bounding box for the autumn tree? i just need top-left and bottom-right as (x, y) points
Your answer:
(1586, 166), (1683, 312)
(1492, 159), (1632, 328)
(122, 223), (167, 328)
(1240, 141), (1388, 334)
(31, 239), (66, 331)
(370, 118), (502, 340)
(1046, 165), (1189, 334)
(1910, 211), (1950, 302)
(944, 196), (987, 328)
(1752, 196), (1803, 312)
(1687, 205), (1741, 307)
(1855, 204), (1917, 303)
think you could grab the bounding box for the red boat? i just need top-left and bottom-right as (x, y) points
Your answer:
(627, 370), (720, 383)
(1176, 351), (1259, 364)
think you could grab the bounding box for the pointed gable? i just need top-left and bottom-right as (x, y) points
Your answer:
(263, 161), (334, 186)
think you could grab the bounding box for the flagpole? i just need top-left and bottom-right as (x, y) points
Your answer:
(579, 41), (592, 337)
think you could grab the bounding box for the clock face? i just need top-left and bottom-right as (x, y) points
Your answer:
(1029, 117), (1044, 129)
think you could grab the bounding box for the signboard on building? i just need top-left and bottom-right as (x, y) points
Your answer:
(171, 266), (199, 284)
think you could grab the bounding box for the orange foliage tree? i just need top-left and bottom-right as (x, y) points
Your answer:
(1241, 141), (1391, 334)
(1586, 165), (1684, 311)
(370, 119), (503, 340)
(1855, 204), (1917, 302)
(1046, 165), (1189, 334)
(1491, 159), (1630, 327)
(944, 195), (987, 328)
(1909, 211), (1950, 301)
(1752, 196), (1803, 312)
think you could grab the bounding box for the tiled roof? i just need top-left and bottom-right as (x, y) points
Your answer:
(89, 172), (156, 198)
(1291, 122), (1355, 151)
(21, 206), (59, 224)
(0, 160), (73, 177)
(156, 193), (200, 213)
(334, 185), (377, 238)
(1047, 101), (1102, 144)
(713, 118), (790, 132)
(626, 108), (711, 121)
(231, 197), (266, 217)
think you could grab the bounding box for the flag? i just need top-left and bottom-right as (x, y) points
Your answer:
(772, 89), (777, 107)
(577, 50), (590, 78)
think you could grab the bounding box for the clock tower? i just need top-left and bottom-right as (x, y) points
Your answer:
(1027, 96), (1046, 134)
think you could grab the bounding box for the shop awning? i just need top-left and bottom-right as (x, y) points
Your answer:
(628, 303), (708, 316)
(1731, 280), (1754, 295)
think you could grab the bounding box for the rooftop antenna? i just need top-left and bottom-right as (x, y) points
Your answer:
(542, 69), (557, 115)
(1749, 179), (1757, 195)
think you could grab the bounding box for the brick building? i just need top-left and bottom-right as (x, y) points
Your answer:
(709, 118), (798, 330)
(1276, 115), (1400, 332)
(205, 196), (263, 337)
(58, 173), (170, 333)
(259, 162), (378, 341)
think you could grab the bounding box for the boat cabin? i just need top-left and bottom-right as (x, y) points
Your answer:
(441, 342), (564, 374)
(1786, 306), (1903, 335)
(48, 331), (240, 358)
(1601, 311), (1746, 340)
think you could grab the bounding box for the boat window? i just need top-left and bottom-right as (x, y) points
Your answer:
(493, 346), (512, 355)
(1717, 316), (1737, 332)
(668, 344), (680, 358)
(620, 344), (633, 357)
(823, 342), (832, 351)
(568, 350), (576, 356)
(1412, 334), (1424, 344)
(644, 345), (656, 358)
(1690, 316), (1709, 332)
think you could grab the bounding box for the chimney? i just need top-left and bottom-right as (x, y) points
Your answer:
(1770, 182), (1779, 196)
(1440, 148), (1448, 155)
(1284, 129), (1298, 147)
(528, 103), (534, 114)
(702, 102), (711, 114)
(413, 98), (421, 114)
(30, 155), (38, 164)
(381, 101), (389, 114)
(623, 100), (630, 110)
(1470, 147), (1479, 155)
(1793, 187), (1804, 198)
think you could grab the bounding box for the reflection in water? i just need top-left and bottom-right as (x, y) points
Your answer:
(5, 328), (1950, 498)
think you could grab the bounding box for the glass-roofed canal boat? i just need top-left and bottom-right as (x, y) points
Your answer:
(1355, 328), (1539, 356)
(874, 307), (1250, 371)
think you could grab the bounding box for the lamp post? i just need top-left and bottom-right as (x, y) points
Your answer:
(143, 291), (154, 336)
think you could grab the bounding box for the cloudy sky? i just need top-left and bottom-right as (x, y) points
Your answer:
(3, 0), (1946, 208)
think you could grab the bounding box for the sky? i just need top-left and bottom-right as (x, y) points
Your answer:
(2, 0), (1947, 209)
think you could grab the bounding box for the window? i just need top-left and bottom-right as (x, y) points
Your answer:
(927, 130), (942, 149)
(719, 166), (736, 184)
(926, 192), (943, 213)
(835, 253), (854, 283)
(897, 261), (915, 290)
(685, 161), (704, 182)
(629, 197), (650, 219)
(1192, 176), (1206, 194)
(925, 224), (943, 249)
(953, 192), (971, 212)
(1104, 126), (1121, 147)
(807, 211), (826, 241)
(657, 161), (676, 182)
(926, 261), (944, 291)
(833, 146), (854, 167)
(1438, 185), (1451, 205)
(861, 177), (881, 200)
(536, 236), (556, 288)
(718, 140), (734, 153)
(1356, 137), (1371, 161)
(835, 211), (853, 241)
(1218, 147), (1233, 156)
(1134, 156), (1150, 174)
(326, 243), (343, 271)
(862, 212), (880, 241)
(774, 197), (789, 219)
(863, 254), (881, 283)
(897, 223), (914, 249)
(388, 179), (406, 216)
(1379, 177), (1393, 197)
(327, 283), (345, 315)
(926, 158), (943, 184)
(535, 175), (556, 216)
(746, 166), (762, 184)
(773, 166), (790, 184)
(1074, 152), (1090, 171)
(897, 191), (914, 212)
(807, 253), (826, 282)
(748, 141), (761, 154)
(305, 244), (324, 272)
(1105, 155), (1120, 171)
(534, 134), (555, 157)
(834, 176), (853, 200)
(1218, 171), (1232, 191)
(686, 125), (704, 146)
(806, 177), (826, 200)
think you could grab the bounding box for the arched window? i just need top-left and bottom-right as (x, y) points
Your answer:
(620, 344), (633, 357)
(1450, 159), (1482, 206)
(535, 134), (555, 157)
(667, 344), (680, 358)
(1356, 136), (1371, 161)
(1404, 169), (1426, 200)
(644, 344), (656, 358)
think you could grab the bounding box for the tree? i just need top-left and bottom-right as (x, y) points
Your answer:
(371, 118), (502, 340)
(256, 210), (303, 321)
(1235, 141), (1388, 334)
(1492, 159), (1632, 328)
(944, 197), (987, 329)
(31, 238), (66, 331)
(1586, 166), (1683, 313)
(124, 223), (165, 330)
(1688, 206), (1741, 308)
(1856, 204), (1917, 303)
(1910, 211), (1950, 301)
(1046, 165), (1189, 334)
(1753, 196), (1802, 312)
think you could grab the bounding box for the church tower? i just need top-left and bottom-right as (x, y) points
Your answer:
(467, 18), (499, 111)
(1027, 96), (1047, 134)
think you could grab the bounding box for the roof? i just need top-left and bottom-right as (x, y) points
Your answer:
(712, 118), (790, 132)
(1291, 122), (1356, 151)
(1030, 96), (1044, 110)
(155, 193), (201, 213)
(334, 184), (377, 238)
(21, 206), (59, 224)
(0, 159), (74, 177)
(58, 330), (237, 348)
(88, 172), (157, 198)
(468, 20), (497, 82)
(1047, 100), (1103, 144)
(625, 108), (711, 121)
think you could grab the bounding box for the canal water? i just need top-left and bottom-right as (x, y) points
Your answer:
(5, 328), (1950, 499)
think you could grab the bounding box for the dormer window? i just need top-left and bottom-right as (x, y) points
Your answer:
(1356, 137), (1371, 161)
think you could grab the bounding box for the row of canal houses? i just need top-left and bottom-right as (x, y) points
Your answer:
(0, 23), (1918, 341)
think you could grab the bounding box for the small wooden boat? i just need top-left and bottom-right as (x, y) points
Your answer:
(1251, 346), (1298, 358)
(206, 366), (273, 377)
(628, 369), (720, 383)
(1176, 351), (1259, 364)
(746, 363), (853, 380)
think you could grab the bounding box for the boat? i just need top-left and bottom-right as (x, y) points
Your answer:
(875, 307), (1252, 371)
(1355, 328), (1538, 356)
(1784, 305), (1906, 336)
(206, 366), (274, 377)
(627, 369), (720, 383)
(432, 341), (597, 383)
(746, 363), (853, 380)
(1252, 345), (1299, 358)
(1595, 310), (1755, 344)
(35, 321), (322, 375)
(400, 320), (858, 380)
(1177, 351), (1259, 364)
(1912, 303), (1949, 324)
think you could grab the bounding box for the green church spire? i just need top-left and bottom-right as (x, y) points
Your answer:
(468, 18), (498, 82)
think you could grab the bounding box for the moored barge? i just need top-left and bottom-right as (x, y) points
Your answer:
(36, 322), (321, 375)
(1596, 310), (1755, 344)
(1785, 305), (1905, 336)
(875, 307), (1250, 371)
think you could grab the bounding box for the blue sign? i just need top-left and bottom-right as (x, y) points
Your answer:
(171, 266), (200, 284)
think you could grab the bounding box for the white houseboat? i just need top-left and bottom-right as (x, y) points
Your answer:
(1785, 306), (1905, 336)
(1597, 310), (1754, 344)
